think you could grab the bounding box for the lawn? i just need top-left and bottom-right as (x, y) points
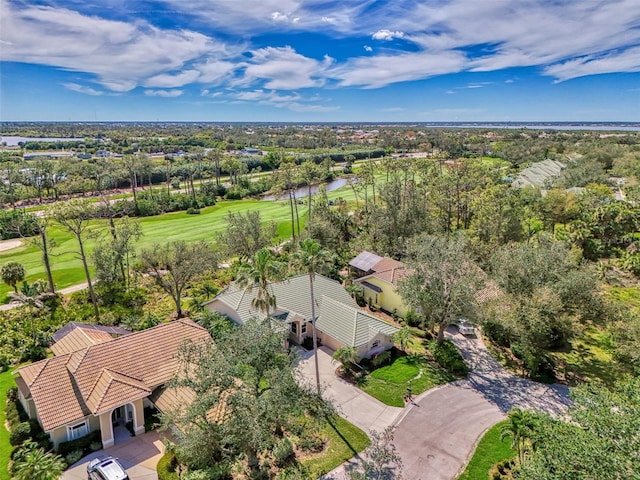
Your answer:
(301, 415), (370, 477)
(551, 323), (626, 385)
(0, 368), (18, 480)
(457, 420), (515, 480)
(0, 182), (362, 302)
(358, 354), (453, 407)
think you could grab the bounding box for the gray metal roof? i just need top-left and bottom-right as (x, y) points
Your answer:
(349, 251), (383, 272)
(316, 296), (399, 348)
(206, 274), (357, 325)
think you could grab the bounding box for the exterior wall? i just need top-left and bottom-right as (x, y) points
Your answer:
(205, 300), (242, 324)
(49, 425), (69, 450)
(99, 411), (114, 449)
(360, 277), (408, 317)
(316, 330), (345, 352)
(132, 398), (145, 435)
(357, 333), (394, 359)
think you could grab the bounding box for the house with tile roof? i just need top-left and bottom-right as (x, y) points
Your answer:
(204, 274), (399, 359)
(350, 251), (410, 317)
(15, 319), (210, 450)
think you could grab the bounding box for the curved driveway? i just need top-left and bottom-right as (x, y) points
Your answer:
(393, 328), (572, 480)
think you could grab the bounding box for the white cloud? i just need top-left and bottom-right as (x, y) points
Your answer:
(0, 0), (226, 92)
(331, 50), (467, 88)
(242, 46), (332, 89)
(144, 89), (184, 97)
(62, 82), (105, 96)
(544, 46), (640, 82)
(364, 45), (373, 52)
(201, 89), (223, 98)
(229, 88), (337, 112)
(372, 29), (404, 41)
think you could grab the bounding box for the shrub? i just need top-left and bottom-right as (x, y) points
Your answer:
(273, 438), (294, 467)
(144, 406), (161, 432)
(297, 433), (325, 453)
(186, 207), (201, 215)
(372, 350), (391, 367)
(65, 448), (83, 466)
(157, 451), (179, 480)
(9, 421), (32, 446)
(182, 464), (232, 480)
(90, 441), (102, 451)
(57, 429), (101, 456)
(428, 340), (469, 377)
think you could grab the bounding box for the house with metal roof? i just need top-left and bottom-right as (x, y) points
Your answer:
(204, 274), (399, 359)
(15, 319), (210, 450)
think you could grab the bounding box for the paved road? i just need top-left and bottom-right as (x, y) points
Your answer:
(0, 282), (89, 311)
(393, 327), (572, 480)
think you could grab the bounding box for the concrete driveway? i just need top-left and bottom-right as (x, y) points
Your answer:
(393, 327), (572, 480)
(61, 430), (165, 480)
(297, 346), (402, 434)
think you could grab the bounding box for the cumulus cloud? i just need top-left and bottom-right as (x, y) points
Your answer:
(242, 46), (332, 89)
(0, 0), (224, 91)
(372, 29), (404, 41)
(144, 89), (184, 97)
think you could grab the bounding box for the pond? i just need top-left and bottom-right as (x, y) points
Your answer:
(262, 177), (350, 201)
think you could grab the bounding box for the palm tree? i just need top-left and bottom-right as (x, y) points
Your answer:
(332, 346), (360, 375)
(393, 325), (412, 353)
(11, 441), (66, 480)
(500, 407), (538, 465)
(292, 239), (330, 395)
(236, 248), (284, 327)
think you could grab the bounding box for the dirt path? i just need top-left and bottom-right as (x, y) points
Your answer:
(0, 282), (88, 311)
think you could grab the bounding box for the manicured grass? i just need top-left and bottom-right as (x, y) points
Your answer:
(0, 182), (363, 301)
(0, 369), (18, 480)
(359, 355), (453, 407)
(457, 420), (514, 480)
(302, 415), (370, 478)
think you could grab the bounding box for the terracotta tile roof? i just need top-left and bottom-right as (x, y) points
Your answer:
(371, 257), (404, 272)
(52, 322), (129, 343)
(355, 265), (411, 287)
(16, 319), (211, 432)
(19, 354), (90, 431)
(85, 369), (151, 415)
(50, 328), (116, 356)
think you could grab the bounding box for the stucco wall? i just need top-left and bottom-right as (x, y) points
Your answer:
(205, 300), (242, 324)
(360, 277), (407, 317)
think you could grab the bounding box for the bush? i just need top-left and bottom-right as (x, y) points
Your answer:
(65, 448), (83, 466)
(144, 406), (161, 432)
(182, 464), (232, 480)
(157, 451), (179, 480)
(186, 207), (201, 215)
(297, 433), (325, 453)
(428, 340), (469, 377)
(372, 350), (391, 367)
(273, 438), (294, 467)
(90, 441), (102, 451)
(9, 421), (32, 446)
(57, 429), (101, 456)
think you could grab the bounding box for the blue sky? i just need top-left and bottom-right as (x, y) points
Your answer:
(0, 0), (639, 122)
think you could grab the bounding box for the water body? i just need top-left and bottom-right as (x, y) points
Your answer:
(262, 178), (350, 201)
(0, 136), (85, 146)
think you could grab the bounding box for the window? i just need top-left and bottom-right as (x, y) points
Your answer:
(290, 323), (298, 334)
(371, 340), (380, 348)
(67, 420), (89, 441)
(301, 322), (307, 335)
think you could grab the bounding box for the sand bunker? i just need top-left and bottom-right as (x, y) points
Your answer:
(0, 238), (23, 252)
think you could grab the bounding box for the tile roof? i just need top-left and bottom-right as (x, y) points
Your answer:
(316, 296), (399, 348)
(52, 322), (130, 343)
(371, 257), (404, 272)
(349, 251), (383, 272)
(50, 327), (117, 356)
(355, 265), (410, 287)
(17, 319), (210, 432)
(206, 274), (357, 324)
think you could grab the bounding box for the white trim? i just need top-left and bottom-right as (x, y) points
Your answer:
(66, 419), (89, 441)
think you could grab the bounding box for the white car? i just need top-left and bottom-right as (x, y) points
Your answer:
(456, 318), (475, 336)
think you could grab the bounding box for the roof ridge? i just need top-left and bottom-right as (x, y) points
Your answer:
(24, 358), (50, 386)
